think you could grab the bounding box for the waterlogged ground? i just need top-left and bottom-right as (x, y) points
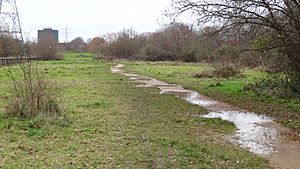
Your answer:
(125, 61), (300, 132)
(118, 63), (300, 169)
(0, 54), (269, 168)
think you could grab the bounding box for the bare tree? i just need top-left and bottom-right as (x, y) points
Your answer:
(36, 34), (60, 60)
(87, 37), (106, 53)
(69, 37), (86, 51)
(0, 34), (23, 57)
(103, 28), (139, 58)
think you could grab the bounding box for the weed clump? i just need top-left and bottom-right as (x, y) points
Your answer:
(195, 66), (241, 78)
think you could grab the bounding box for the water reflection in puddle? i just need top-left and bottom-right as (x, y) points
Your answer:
(160, 88), (278, 155)
(111, 64), (299, 158)
(204, 111), (278, 155)
(160, 90), (217, 107)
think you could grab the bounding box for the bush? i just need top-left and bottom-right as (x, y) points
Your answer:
(195, 66), (241, 78)
(42, 53), (63, 60)
(139, 45), (176, 61)
(6, 63), (66, 124)
(290, 76), (300, 95)
(139, 45), (158, 57)
(7, 80), (64, 119)
(177, 49), (198, 62)
(194, 48), (212, 62)
(0, 35), (23, 57)
(244, 75), (299, 99)
(216, 45), (240, 65)
(29, 42), (62, 60)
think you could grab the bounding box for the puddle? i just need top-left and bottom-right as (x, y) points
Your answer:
(160, 90), (217, 107)
(112, 64), (300, 168)
(160, 88), (278, 155)
(204, 111), (277, 155)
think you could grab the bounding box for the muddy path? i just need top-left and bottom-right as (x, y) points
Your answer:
(112, 64), (300, 169)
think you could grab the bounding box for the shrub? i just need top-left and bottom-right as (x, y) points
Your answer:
(0, 35), (23, 57)
(139, 45), (158, 57)
(290, 76), (300, 95)
(244, 75), (299, 99)
(213, 66), (241, 78)
(6, 62), (66, 124)
(194, 48), (212, 62)
(177, 49), (198, 62)
(43, 52), (63, 60)
(195, 70), (214, 78)
(195, 66), (241, 78)
(139, 45), (176, 61)
(29, 42), (62, 60)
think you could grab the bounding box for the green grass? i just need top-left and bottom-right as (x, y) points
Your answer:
(60, 51), (95, 61)
(0, 53), (268, 168)
(124, 61), (300, 131)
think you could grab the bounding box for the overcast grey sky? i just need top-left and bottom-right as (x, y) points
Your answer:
(17, 0), (172, 42)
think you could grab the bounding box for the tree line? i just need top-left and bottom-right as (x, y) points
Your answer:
(87, 0), (299, 95)
(88, 23), (278, 68)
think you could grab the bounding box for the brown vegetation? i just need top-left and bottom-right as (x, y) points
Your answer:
(195, 66), (241, 79)
(68, 37), (87, 51)
(168, 0), (300, 96)
(0, 31), (66, 123)
(6, 58), (66, 123)
(89, 0), (299, 98)
(0, 34), (23, 57)
(29, 34), (62, 60)
(87, 37), (106, 53)
(100, 24), (276, 66)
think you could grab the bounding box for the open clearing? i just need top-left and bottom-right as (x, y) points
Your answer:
(0, 53), (271, 168)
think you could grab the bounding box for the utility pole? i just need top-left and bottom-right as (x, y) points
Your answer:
(0, 0), (23, 41)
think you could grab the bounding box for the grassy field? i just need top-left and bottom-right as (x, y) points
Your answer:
(0, 52), (269, 168)
(124, 61), (300, 132)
